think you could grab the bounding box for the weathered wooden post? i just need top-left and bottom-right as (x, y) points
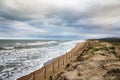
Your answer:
(44, 67), (46, 79)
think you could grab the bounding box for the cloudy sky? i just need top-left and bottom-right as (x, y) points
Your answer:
(0, 0), (120, 40)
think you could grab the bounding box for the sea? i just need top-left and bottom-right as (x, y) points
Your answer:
(0, 39), (85, 80)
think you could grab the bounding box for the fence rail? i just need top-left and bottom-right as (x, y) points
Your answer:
(18, 41), (89, 80)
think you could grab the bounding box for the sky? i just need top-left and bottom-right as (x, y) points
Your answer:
(0, 0), (120, 40)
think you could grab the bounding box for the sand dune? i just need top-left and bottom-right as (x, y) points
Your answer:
(56, 39), (120, 80)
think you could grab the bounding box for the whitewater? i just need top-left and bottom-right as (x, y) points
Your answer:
(0, 40), (85, 80)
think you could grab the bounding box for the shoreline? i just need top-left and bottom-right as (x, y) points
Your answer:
(1, 40), (85, 80)
(56, 39), (120, 80)
(18, 41), (88, 80)
(43, 40), (86, 66)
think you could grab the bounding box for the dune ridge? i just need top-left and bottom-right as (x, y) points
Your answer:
(56, 39), (120, 80)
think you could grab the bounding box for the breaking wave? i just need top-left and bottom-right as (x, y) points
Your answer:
(0, 40), (85, 80)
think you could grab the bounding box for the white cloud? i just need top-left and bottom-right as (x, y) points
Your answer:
(82, 3), (120, 29)
(1, 0), (119, 18)
(9, 21), (47, 33)
(0, 21), (48, 38)
(0, 0), (120, 39)
(78, 33), (114, 39)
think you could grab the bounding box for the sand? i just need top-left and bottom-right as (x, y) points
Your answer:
(55, 40), (120, 80)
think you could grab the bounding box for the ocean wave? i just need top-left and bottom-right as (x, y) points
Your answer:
(0, 41), (58, 50)
(26, 41), (57, 46)
(0, 47), (14, 50)
(0, 40), (85, 80)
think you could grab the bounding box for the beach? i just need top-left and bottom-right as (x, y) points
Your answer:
(0, 40), (84, 80)
(18, 40), (88, 80)
(3, 39), (120, 80)
(56, 39), (120, 80)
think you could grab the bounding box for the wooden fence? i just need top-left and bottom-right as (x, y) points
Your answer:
(17, 41), (89, 80)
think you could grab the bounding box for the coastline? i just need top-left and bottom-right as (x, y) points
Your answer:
(1, 40), (85, 80)
(18, 41), (88, 80)
(56, 39), (120, 80)
(43, 40), (86, 66)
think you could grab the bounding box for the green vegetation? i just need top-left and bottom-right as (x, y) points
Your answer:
(87, 40), (120, 58)
(56, 39), (120, 80)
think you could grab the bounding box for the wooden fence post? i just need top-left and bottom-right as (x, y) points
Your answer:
(33, 72), (35, 80)
(63, 56), (64, 65)
(44, 67), (46, 79)
(58, 59), (59, 68)
(66, 52), (68, 64)
(69, 53), (70, 61)
(71, 52), (73, 60)
(52, 62), (54, 73)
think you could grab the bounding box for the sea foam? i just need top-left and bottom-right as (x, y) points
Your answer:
(0, 40), (85, 80)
